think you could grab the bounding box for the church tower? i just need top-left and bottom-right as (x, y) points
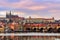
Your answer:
(6, 11), (12, 18)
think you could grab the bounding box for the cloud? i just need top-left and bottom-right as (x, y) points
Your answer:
(40, 0), (60, 2)
(5, 0), (20, 3)
(49, 9), (60, 13)
(0, 0), (60, 10)
(48, 9), (60, 19)
(24, 5), (47, 10)
(0, 0), (60, 11)
(0, 0), (47, 11)
(12, 11), (26, 17)
(0, 0), (33, 8)
(0, 0), (60, 19)
(29, 14), (41, 18)
(0, 11), (27, 17)
(0, 11), (6, 17)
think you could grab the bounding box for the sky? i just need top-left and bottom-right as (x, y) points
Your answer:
(0, 0), (60, 19)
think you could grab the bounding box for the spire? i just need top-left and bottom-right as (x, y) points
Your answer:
(6, 11), (12, 16)
(6, 11), (9, 18)
(52, 17), (54, 20)
(6, 11), (12, 18)
(10, 11), (12, 16)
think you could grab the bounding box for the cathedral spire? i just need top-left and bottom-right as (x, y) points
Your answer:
(6, 11), (12, 18)
(10, 11), (12, 16)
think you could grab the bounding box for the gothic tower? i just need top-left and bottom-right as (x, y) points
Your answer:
(6, 11), (12, 18)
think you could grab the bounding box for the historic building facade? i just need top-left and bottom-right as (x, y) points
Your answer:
(25, 16), (55, 23)
(6, 11), (25, 32)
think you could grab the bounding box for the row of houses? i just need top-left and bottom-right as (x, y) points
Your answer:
(0, 11), (60, 33)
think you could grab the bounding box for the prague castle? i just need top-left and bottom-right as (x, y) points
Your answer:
(0, 11), (60, 33)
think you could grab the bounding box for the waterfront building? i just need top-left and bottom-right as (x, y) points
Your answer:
(25, 16), (55, 23)
(0, 11), (60, 33)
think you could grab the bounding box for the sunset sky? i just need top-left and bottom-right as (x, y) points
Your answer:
(0, 0), (60, 19)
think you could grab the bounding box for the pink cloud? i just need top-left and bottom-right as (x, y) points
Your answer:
(24, 5), (47, 10)
(49, 9), (60, 13)
(29, 14), (41, 18)
(0, 0), (33, 7)
(0, 0), (47, 10)
(48, 9), (60, 19)
(0, 0), (60, 11)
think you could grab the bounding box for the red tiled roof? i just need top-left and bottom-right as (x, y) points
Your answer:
(24, 23), (46, 27)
